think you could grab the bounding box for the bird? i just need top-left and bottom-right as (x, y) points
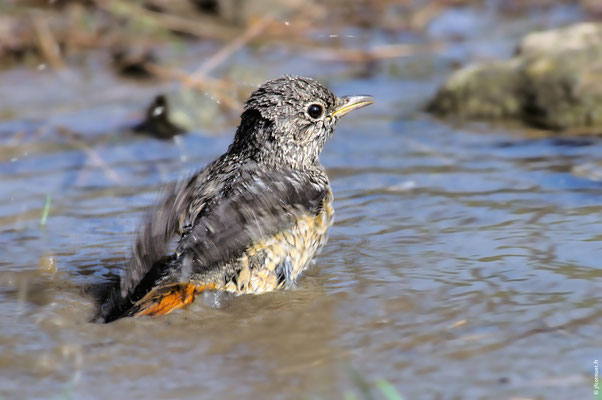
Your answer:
(133, 94), (185, 140)
(96, 75), (373, 323)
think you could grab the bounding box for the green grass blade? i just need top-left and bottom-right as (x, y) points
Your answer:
(375, 379), (403, 400)
(40, 194), (52, 226)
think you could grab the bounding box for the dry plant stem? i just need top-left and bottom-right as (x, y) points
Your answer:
(56, 128), (122, 185)
(409, 2), (447, 30)
(95, 0), (237, 41)
(145, 63), (242, 112)
(406, 137), (455, 165)
(191, 0), (306, 80)
(191, 15), (275, 79)
(31, 13), (65, 69)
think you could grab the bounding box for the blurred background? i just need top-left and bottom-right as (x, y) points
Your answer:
(1, 0), (602, 399)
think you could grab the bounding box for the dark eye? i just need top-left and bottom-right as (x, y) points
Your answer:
(307, 103), (324, 119)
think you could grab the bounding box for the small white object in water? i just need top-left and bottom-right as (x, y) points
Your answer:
(152, 105), (164, 116)
(37, 64), (47, 71)
(573, 162), (602, 182)
(387, 180), (417, 192)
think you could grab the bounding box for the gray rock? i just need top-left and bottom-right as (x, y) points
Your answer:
(518, 22), (602, 56)
(428, 23), (602, 131)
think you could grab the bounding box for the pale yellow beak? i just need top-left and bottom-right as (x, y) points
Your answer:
(332, 95), (374, 118)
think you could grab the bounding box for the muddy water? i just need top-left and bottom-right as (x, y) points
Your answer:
(1, 5), (600, 400)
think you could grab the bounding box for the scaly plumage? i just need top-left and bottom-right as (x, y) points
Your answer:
(96, 75), (373, 323)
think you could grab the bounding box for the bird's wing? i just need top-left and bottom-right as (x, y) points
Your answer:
(175, 167), (329, 275)
(122, 168), (212, 299)
(96, 166), (328, 322)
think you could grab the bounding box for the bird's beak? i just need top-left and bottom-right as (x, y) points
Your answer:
(332, 95), (374, 118)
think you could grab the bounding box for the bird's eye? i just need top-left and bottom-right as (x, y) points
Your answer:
(307, 103), (324, 119)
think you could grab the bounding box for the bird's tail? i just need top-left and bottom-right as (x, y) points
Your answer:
(130, 282), (216, 318)
(94, 278), (217, 322)
(130, 282), (196, 318)
(93, 257), (172, 323)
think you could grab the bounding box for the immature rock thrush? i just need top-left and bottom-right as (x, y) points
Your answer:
(97, 75), (373, 322)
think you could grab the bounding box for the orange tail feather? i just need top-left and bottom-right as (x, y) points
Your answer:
(133, 282), (215, 318)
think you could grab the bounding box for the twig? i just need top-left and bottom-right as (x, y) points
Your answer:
(96, 0), (237, 41)
(31, 12), (65, 69)
(191, 15), (274, 79)
(56, 127), (122, 185)
(409, 2), (446, 31)
(405, 137), (455, 165)
(190, 0), (308, 81)
(145, 63), (242, 112)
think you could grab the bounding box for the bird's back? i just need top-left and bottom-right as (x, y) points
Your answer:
(97, 160), (333, 322)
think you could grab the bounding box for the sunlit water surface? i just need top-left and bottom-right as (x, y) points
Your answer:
(1, 6), (601, 400)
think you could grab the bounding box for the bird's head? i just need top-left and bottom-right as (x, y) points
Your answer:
(229, 75), (373, 168)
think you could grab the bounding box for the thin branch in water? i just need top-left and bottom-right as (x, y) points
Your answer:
(56, 127), (122, 185)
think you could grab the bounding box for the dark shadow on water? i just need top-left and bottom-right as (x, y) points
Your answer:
(495, 137), (599, 148)
(82, 276), (119, 323)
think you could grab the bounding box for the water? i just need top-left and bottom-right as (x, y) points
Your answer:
(1, 4), (600, 400)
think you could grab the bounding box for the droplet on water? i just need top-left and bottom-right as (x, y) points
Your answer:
(39, 255), (57, 274)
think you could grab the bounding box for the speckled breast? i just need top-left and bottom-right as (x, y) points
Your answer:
(220, 188), (334, 294)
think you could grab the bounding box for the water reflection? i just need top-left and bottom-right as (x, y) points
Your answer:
(1, 9), (601, 400)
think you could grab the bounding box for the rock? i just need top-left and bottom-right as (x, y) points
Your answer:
(133, 95), (186, 140)
(573, 161), (602, 182)
(111, 47), (157, 79)
(427, 60), (523, 120)
(517, 22), (602, 56)
(428, 22), (602, 131)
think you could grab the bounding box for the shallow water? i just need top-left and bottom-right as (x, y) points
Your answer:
(1, 4), (600, 400)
